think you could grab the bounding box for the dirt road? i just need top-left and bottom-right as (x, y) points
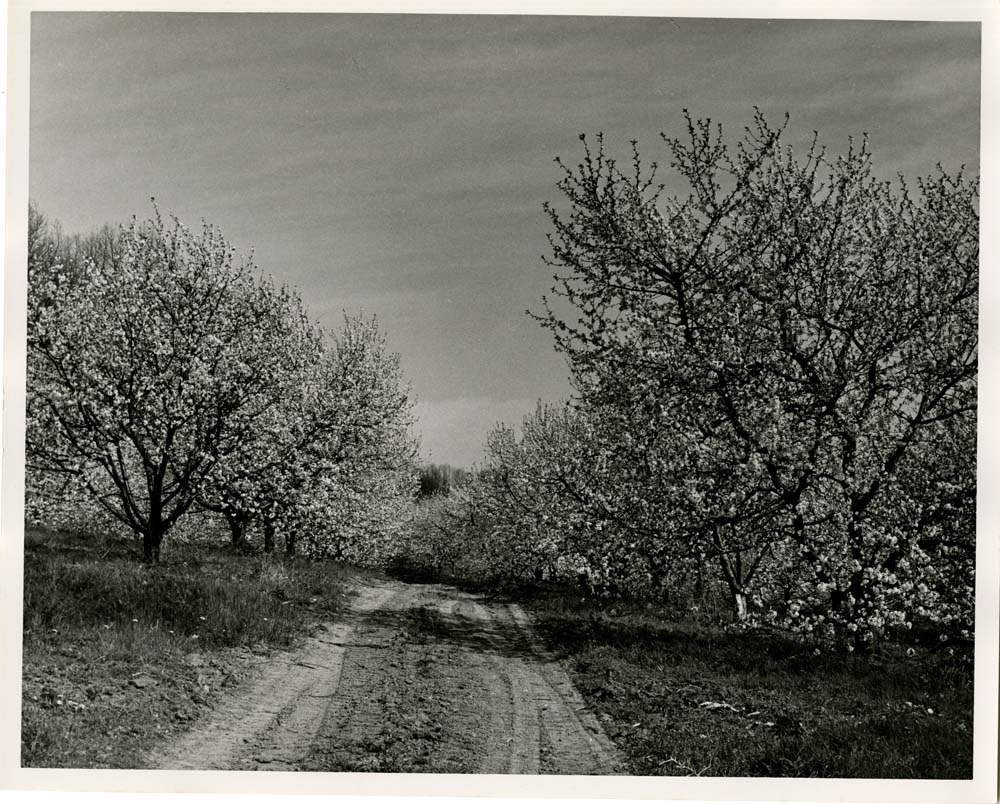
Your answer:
(153, 578), (621, 774)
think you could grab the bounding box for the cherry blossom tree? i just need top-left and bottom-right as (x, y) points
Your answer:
(537, 110), (978, 644)
(466, 401), (765, 613)
(261, 314), (418, 559)
(27, 206), (312, 561)
(193, 295), (322, 552)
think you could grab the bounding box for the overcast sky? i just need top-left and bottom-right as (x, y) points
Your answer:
(29, 13), (980, 466)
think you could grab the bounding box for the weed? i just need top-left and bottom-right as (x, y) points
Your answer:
(21, 528), (359, 768)
(523, 589), (973, 778)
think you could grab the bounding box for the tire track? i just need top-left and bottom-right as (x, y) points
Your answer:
(504, 602), (620, 774)
(458, 595), (621, 775)
(152, 583), (395, 770)
(151, 578), (620, 775)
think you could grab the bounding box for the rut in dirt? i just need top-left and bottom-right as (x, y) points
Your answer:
(152, 578), (621, 774)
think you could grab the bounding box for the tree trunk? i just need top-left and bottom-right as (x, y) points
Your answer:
(733, 591), (748, 620)
(143, 487), (167, 561)
(829, 514), (870, 648)
(142, 525), (163, 563)
(263, 519), (275, 554)
(649, 555), (670, 602)
(716, 550), (747, 621)
(225, 511), (249, 552)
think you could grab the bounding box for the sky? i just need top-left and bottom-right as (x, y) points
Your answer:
(28, 14), (981, 466)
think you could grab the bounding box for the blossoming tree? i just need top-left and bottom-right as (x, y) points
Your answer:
(536, 111), (978, 644)
(27, 207), (317, 561)
(246, 314), (418, 559)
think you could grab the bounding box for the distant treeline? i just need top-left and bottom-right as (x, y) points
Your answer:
(418, 464), (469, 498)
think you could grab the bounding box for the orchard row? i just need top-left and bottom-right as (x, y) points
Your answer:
(404, 112), (978, 650)
(26, 204), (417, 563)
(24, 111), (978, 649)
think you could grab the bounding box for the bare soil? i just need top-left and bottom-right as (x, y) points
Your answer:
(151, 578), (621, 774)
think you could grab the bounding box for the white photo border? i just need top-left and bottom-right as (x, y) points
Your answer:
(2, 2), (997, 801)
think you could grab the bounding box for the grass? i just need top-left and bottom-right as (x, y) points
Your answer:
(520, 590), (973, 778)
(21, 527), (976, 776)
(21, 527), (359, 768)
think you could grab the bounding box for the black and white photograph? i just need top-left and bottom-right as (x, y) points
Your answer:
(1, 1), (997, 799)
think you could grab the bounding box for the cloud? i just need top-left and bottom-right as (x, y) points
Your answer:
(412, 395), (542, 468)
(29, 14), (979, 473)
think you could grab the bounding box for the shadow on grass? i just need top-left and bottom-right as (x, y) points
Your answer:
(23, 528), (360, 650)
(514, 587), (974, 779)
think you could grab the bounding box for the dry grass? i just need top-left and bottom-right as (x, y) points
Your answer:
(522, 590), (973, 778)
(21, 527), (360, 768)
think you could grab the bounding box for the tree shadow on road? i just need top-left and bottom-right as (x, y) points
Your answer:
(346, 586), (544, 663)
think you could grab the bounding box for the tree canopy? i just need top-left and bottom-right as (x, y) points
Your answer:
(26, 204), (418, 562)
(532, 110), (978, 642)
(402, 112), (978, 648)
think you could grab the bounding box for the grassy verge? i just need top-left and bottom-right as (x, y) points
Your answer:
(21, 528), (358, 768)
(521, 590), (973, 778)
